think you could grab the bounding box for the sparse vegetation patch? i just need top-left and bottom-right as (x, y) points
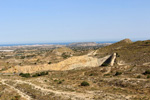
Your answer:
(143, 70), (150, 75)
(19, 71), (48, 78)
(19, 73), (30, 78)
(81, 81), (90, 86)
(32, 71), (48, 77)
(114, 71), (122, 76)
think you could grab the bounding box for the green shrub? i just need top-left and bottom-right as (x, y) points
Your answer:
(81, 81), (90, 86)
(146, 42), (149, 44)
(114, 72), (122, 76)
(116, 53), (120, 57)
(147, 75), (150, 79)
(19, 73), (30, 78)
(32, 73), (39, 77)
(11, 95), (21, 100)
(143, 70), (150, 75)
(89, 73), (93, 76)
(54, 79), (58, 82)
(104, 74), (110, 76)
(32, 71), (48, 77)
(137, 75), (141, 78)
(20, 56), (25, 59)
(48, 62), (51, 64)
(44, 80), (47, 82)
(58, 81), (62, 84)
(62, 53), (70, 59)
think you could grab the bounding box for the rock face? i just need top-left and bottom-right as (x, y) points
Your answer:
(110, 53), (116, 66)
(3, 55), (111, 73)
(101, 53), (117, 66)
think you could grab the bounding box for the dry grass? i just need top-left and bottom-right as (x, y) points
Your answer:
(97, 40), (150, 65)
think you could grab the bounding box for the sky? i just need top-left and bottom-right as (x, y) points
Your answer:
(0, 0), (150, 44)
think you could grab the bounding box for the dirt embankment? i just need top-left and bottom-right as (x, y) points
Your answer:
(3, 55), (111, 73)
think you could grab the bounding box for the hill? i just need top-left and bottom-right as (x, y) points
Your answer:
(1, 39), (150, 100)
(68, 42), (98, 47)
(96, 39), (150, 65)
(52, 47), (74, 56)
(3, 55), (111, 73)
(68, 42), (111, 47)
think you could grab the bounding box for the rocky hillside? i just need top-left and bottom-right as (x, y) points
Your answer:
(96, 39), (150, 65)
(1, 39), (150, 100)
(52, 47), (74, 56)
(3, 55), (111, 73)
(2, 39), (150, 73)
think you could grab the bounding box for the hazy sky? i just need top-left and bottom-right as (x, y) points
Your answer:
(0, 0), (150, 44)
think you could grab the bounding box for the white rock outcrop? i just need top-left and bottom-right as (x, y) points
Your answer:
(110, 53), (116, 66)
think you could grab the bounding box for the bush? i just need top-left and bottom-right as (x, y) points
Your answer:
(81, 81), (90, 86)
(137, 75), (141, 78)
(104, 74), (110, 76)
(44, 80), (47, 82)
(32, 71), (48, 77)
(89, 73), (93, 76)
(48, 62), (51, 64)
(19, 73), (30, 78)
(147, 75), (150, 79)
(62, 53), (70, 59)
(54, 79), (58, 82)
(143, 70), (150, 75)
(11, 95), (21, 100)
(116, 53), (120, 57)
(146, 42), (149, 44)
(57, 81), (62, 84)
(20, 56), (25, 59)
(40, 71), (48, 75)
(32, 73), (39, 77)
(114, 72), (122, 76)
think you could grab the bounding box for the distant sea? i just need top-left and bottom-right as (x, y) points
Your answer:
(0, 41), (116, 47)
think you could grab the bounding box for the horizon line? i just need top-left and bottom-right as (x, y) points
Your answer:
(0, 38), (149, 45)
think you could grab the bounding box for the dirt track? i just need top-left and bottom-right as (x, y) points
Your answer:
(0, 78), (94, 100)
